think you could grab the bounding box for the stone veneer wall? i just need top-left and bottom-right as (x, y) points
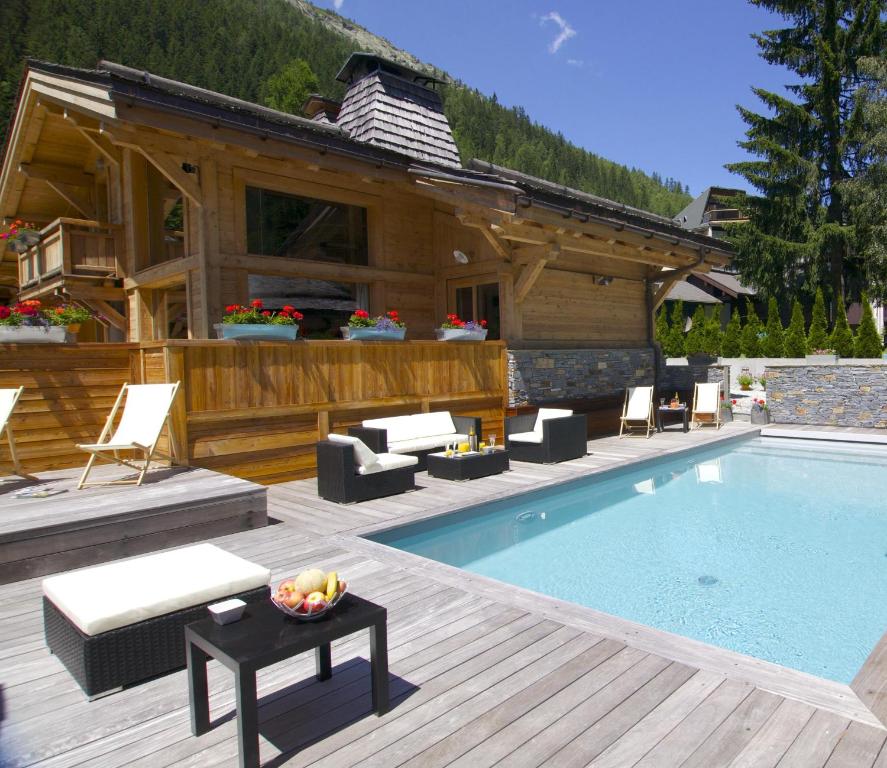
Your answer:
(765, 362), (887, 428)
(507, 348), (654, 407)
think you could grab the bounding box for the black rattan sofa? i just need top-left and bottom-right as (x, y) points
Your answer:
(504, 409), (588, 463)
(317, 438), (418, 503)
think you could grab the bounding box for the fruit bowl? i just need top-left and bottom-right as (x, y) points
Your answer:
(271, 569), (348, 622)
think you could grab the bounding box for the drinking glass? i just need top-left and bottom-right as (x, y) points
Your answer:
(488, 433), (496, 449)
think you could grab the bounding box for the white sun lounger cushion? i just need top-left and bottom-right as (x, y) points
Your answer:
(695, 383), (721, 414)
(508, 430), (544, 444)
(0, 388), (20, 428)
(362, 412), (458, 443)
(42, 544), (271, 636)
(624, 387), (653, 420)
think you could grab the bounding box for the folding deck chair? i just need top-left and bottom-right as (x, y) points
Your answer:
(691, 382), (722, 430)
(77, 382), (181, 489)
(619, 385), (654, 438)
(0, 387), (35, 479)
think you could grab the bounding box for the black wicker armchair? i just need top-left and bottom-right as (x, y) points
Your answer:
(348, 415), (481, 471)
(316, 440), (418, 504)
(504, 411), (588, 463)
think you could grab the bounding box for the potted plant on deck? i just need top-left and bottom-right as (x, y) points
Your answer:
(215, 299), (303, 341)
(0, 300), (67, 342)
(750, 397), (770, 425)
(341, 309), (406, 340)
(736, 372), (754, 391)
(435, 314), (488, 341)
(720, 395), (734, 423)
(45, 304), (93, 336)
(0, 219), (41, 254)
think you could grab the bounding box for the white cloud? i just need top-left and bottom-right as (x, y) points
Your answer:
(567, 58), (584, 67)
(332, 0), (344, 8)
(540, 11), (576, 54)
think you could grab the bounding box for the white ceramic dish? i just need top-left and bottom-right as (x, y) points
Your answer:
(208, 598), (247, 625)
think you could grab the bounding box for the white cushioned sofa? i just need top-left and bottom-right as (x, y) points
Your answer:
(505, 408), (588, 463)
(317, 433), (419, 503)
(348, 411), (482, 470)
(42, 543), (271, 697)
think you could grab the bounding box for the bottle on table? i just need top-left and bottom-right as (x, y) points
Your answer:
(469, 427), (477, 452)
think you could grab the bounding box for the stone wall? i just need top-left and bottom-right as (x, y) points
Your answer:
(765, 362), (887, 428)
(507, 348), (654, 407)
(657, 358), (723, 394)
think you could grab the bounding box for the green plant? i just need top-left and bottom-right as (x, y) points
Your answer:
(761, 297), (786, 357)
(684, 305), (707, 356)
(654, 308), (669, 350)
(807, 288), (830, 351)
(783, 299), (808, 357)
(721, 311), (742, 357)
(740, 298), (762, 357)
(737, 372), (754, 389)
(829, 295), (855, 357)
(0, 299), (45, 326)
(222, 299), (303, 325)
(758, 375), (767, 389)
(664, 300), (686, 357)
(44, 305), (92, 326)
(347, 309), (405, 329)
(703, 314), (722, 356)
(854, 294), (884, 358)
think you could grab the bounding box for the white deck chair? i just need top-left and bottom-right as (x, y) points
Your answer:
(77, 382), (181, 489)
(619, 386), (654, 438)
(691, 382), (722, 429)
(0, 387), (35, 479)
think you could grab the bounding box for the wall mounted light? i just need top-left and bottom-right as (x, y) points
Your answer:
(453, 249), (470, 264)
(181, 162), (199, 174)
(596, 275), (614, 286)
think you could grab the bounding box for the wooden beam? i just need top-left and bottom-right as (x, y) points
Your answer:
(219, 253), (434, 284)
(514, 245), (559, 304)
(123, 256), (196, 290)
(18, 162), (94, 188)
(58, 282), (125, 302)
(65, 112), (122, 167)
(89, 299), (127, 332)
(455, 209), (512, 262)
(653, 274), (685, 309)
(43, 180), (95, 219)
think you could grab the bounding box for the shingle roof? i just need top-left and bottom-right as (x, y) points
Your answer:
(697, 270), (756, 297)
(665, 281), (722, 304)
(336, 70), (460, 167)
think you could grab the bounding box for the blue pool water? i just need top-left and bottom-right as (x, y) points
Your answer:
(370, 437), (887, 682)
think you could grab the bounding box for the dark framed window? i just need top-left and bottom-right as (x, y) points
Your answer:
(245, 186), (368, 264)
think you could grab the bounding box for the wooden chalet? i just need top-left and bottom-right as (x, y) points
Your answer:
(0, 52), (733, 412)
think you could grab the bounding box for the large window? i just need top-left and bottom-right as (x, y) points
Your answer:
(450, 278), (500, 340)
(246, 186), (368, 264)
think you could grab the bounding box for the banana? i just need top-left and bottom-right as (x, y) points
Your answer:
(325, 571), (338, 601)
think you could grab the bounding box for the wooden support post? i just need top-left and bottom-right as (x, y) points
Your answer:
(196, 157), (219, 338)
(164, 345), (189, 466)
(514, 245), (558, 304)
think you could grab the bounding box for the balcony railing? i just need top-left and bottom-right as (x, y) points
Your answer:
(17, 218), (121, 291)
(704, 208), (747, 223)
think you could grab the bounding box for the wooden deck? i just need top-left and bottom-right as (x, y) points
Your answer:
(0, 464), (267, 583)
(2, 424), (887, 767)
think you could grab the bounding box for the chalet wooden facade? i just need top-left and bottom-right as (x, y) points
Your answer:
(0, 54), (732, 410)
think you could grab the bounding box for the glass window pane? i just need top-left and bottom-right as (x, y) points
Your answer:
(246, 186), (368, 265)
(455, 287), (474, 320)
(477, 282), (500, 340)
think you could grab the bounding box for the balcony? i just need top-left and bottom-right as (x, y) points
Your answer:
(17, 218), (123, 301)
(704, 208), (748, 224)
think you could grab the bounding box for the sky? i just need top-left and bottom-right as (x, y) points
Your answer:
(317, 0), (796, 198)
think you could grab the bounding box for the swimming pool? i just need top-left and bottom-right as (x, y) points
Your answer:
(370, 436), (887, 682)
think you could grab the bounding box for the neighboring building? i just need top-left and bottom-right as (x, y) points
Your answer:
(674, 186), (748, 238)
(0, 54), (732, 409)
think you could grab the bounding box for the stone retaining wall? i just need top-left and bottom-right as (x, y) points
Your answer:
(765, 362), (887, 428)
(507, 348), (654, 407)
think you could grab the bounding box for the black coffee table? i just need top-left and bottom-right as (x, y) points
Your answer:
(656, 405), (689, 433)
(426, 449), (510, 481)
(185, 594), (388, 768)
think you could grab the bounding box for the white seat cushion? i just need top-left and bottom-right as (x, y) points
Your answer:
(508, 430), (544, 444)
(327, 433), (381, 474)
(388, 433), (468, 454)
(42, 544), (271, 636)
(362, 453), (419, 474)
(363, 412), (457, 443)
(534, 408), (573, 434)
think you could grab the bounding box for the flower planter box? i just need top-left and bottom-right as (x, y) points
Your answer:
(805, 354), (838, 364)
(435, 328), (488, 342)
(720, 409), (733, 423)
(214, 323), (300, 341)
(0, 326), (68, 343)
(750, 406), (770, 425)
(340, 326), (406, 341)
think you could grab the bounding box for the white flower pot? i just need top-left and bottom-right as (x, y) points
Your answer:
(0, 325), (68, 343)
(435, 328), (488, 341)
(340, 326), (406, 340)
(214, 323), (300, 341)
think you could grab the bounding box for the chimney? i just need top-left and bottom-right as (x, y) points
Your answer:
(302, 94), (341, 125)
(335, 53), (461, 168)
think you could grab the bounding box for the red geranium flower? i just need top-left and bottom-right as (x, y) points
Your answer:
(354, 309), (369, 319)
(292, 311), (304, 320)
(226, 304), (238, 313)
(282, 305), (295, 313)
(250, 299), (263, 309)
(480, 319), (487, 327)
(261, 310), (271, 317)
(0, 306), (10, 319)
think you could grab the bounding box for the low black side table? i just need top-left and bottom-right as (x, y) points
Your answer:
(426, 449), (510, 481)
(185, 594), (388, 768)
(656, 405), (689, 433)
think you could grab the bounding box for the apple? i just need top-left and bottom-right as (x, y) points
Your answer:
(283, 591), (304, 610)
(278, 579), (296, 592)
(304, 591), (328, 612)
(338, 580), (347, 594)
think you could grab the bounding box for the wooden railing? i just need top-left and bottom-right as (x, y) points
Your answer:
(0, 340), (507, 484)
(18, 218), (120, 289)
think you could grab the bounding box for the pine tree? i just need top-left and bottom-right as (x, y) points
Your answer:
(259, 58), (319, 115)
(721, 311), (742, 357)
(829, 295), (855, 357)
(703, 314), (722, 356)
(784, 299), (808, 357)
(664, 300), (686, 358)
(762, 297), (786, 357)
(854, 294), (884, 358)
(725, 1), (886, 306)
(654, 307), (669, 351)
(740, 299), (762, 357)
(807, 288), (830, 351)
(684, 305), (707, 357)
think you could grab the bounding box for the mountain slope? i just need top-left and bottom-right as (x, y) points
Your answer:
(0, 0), (691, 216)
